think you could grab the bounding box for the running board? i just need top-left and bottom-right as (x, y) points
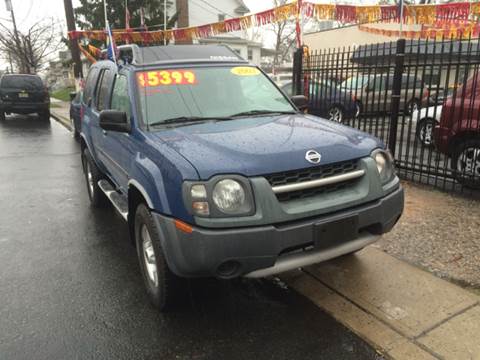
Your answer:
(98, 180), (128, 221)
(244, 232), (381, 278)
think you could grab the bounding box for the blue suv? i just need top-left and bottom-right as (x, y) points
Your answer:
(80, 45), (403, 311)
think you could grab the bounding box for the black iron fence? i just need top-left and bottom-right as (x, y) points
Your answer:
(293, 37), (480, 194)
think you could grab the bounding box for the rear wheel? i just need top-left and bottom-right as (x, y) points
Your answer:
(38, 110), (50, 121)
(452, 139), (480, 189)
(135, 204), (182, 311)
(0, 111), (5, 121)
(327, 105), (344, 123)
(81, 148), (108, 207)
(416, 118), (438, 147)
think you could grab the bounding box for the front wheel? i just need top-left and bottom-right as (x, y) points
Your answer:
(416, 118), (438, 147)
(452, 139), (480, 189)
(135, 204), (182, 311)
(327, 105), (344, 123)
(81, 148), (108, 207)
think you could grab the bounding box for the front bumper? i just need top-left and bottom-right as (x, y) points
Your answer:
(153, 186), (404, 279)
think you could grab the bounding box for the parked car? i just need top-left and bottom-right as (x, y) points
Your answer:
(434, 71), (480, 188)
(80, 44), (403, 311)
(280, 80), (359, 123)
(341, 73), (429, 115)
(268, 73), (292, 86)
(412, 105), (442, 147)
(70, 91), (83, 139)
(0, 74), (50, 121)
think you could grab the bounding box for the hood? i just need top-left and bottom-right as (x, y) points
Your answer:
(147, 114), (383, 179)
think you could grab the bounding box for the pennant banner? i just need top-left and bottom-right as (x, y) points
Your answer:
(69, 1), (480, 45)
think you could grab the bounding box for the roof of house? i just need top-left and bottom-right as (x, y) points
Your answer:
(352, 39), (480, 64)
(234, 0), (250, 14)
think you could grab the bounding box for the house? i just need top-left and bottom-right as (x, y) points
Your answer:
(175, 0), (250, 28)
(197, 36), (262, 65)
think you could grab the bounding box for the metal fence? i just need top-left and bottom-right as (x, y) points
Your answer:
(293, 37), (480, 195)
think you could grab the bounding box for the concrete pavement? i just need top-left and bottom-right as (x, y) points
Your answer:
(50, 98), (72, 130)
(282, 247), (480, 359)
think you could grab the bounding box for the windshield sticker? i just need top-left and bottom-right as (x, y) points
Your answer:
(230, 67), (261, 76)
(137, 70), (197, 87)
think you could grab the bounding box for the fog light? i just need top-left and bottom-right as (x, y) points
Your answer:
(192, 201), (209, 216)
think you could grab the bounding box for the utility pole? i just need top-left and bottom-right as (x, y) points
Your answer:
(164, 0), (167, 45)
(5, 0), (24, 72)
(63, 0), (83, 79)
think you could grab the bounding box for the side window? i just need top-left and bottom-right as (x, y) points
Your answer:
(96, 69), (112, 111)
(83, 67), (99, 106)
(110, 75), (131, 118)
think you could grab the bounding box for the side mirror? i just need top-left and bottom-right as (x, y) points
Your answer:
(291, 95), (308, 111)
(99, 110), (131, 133)
(69, 92), (77, 101)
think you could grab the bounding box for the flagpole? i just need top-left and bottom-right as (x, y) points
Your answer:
(399, 0), (404, 34)
(103, 0), (108, 30)
(164, 0), (167, 45)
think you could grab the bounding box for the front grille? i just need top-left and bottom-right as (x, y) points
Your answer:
(264, 159), (361, 202)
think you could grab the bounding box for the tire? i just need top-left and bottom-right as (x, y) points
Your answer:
(134, 204), (181, 311)
(354, 101), (362, 118)
(415, 118), (438, 147)
(451, 138), (480, 189)
(38, 110), (50, 121)
(327, 105), (344, 123)
(0, 111), (5, 121)
(81, 148), (108, 207)
(406, 99), (420, 115)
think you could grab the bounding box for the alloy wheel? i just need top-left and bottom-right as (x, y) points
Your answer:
(457, 147), (480, 178)
(141, 225), (158, 287)
(328, 107), (343, 123)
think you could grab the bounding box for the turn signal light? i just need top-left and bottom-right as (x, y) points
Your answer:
(174, 219), (193, 234)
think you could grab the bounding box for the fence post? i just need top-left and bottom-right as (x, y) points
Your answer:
(388, 39), (406, 156)
(292, 47), (304, 96)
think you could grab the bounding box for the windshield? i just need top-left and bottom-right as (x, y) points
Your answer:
(1, 75), (43, 90)
(341, 76), (370, 90)
(136, 66), (295, 127)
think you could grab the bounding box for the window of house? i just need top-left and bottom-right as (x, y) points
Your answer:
(248, 49), (253, 61)
(218, 14), (225, 21)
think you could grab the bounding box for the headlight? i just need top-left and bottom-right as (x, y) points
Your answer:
(184, 176), (254, 217)
(212, 179), (246, 213)
(371, 149), (395, 184)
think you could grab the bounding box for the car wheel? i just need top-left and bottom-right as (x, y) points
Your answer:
(406, 99), (420, 115)
(354, 101), (362, 118)
(38, 111), (50, 121)
(328, 106), (344, 123)
(0, 111), (5, 121)
(416, 118), (438, 147)
(81, 148), (108, 207)
(452, 139), (480, 189)
(135, 204), (181, 311)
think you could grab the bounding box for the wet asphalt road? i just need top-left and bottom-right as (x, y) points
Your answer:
(0, 115), (381, 360)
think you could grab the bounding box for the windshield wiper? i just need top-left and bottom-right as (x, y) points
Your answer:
(229, 110), (297, 118)
(149, 116), (233, 127)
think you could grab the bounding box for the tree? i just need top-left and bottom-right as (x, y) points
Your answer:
(0, 19), (63, 74)
(75, 0), (178, 30)
(270, 0), (297, 71)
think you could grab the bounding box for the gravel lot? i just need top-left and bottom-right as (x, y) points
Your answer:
(376, 181), (480, 288)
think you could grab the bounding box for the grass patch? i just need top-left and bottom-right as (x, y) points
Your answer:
(51, 87), (75, 102)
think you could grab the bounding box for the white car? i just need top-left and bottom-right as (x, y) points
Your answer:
(412, 105), (442, 147)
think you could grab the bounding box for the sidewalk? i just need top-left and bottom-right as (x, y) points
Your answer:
(281, 247), (480, 359)
(50, 98), (72, 130)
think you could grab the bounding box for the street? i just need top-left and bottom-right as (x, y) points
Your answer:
(0, 115), (381, 360)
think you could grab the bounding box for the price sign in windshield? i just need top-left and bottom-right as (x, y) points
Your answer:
(137, 70), (197, 87)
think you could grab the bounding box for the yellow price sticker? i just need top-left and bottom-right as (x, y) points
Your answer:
(230, 67), (261, 76)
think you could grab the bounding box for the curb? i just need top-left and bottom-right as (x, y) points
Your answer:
(281, 247), (480, 359)
(50, 111), (72, 131)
